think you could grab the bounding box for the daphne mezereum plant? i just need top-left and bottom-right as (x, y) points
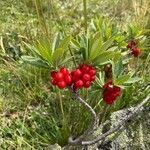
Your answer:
(49, 62), (149, 146)
(22, 16), (149, 147)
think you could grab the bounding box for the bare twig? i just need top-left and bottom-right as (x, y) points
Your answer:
(81, 96), (149, 145)
(68, 86), (149, 146)
(68, 87), (98, 145)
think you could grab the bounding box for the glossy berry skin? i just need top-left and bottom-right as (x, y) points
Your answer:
(103, 80), (113, 89)
(82, 74), (91, 82)
(57, 81), (66, 89)
(89, 69), (96, 76)
(131, 48), (140, 57)
(71, 64), (96, 90)
(73, 69), (82, 77)
(102, 80), (121, 105)
(84, 81), (91, 88)
(51, 71), (57, 78)
(127, 39), (141, 57)
(90, 76), (96, 81)
(127, 40), (136, 49)
(80, 64), (90, 73)
(50, 67), (70, 89)
(75, 80), (84, 89)
(51, 79), (57, 85)
(60, 67), (69, 75)
(50, 64), (96, 90)
(55, 72), (64, 82)
(65, 75), (72, 85)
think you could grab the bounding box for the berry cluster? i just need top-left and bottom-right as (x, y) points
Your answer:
(102, 80), (121, 105)
(51, 67), (72, 89)
(127, 40), (140, 57)
(71, 64), (96, 90)
(50, 64), (96, 90)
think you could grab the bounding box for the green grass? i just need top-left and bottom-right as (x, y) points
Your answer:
(0, 0), (150, 149)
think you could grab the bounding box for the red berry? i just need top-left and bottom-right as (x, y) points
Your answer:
(89, 69), (96, 76)
(82, 74), (91, 82)
(75, 80), (84, 88)
(102, 81), (121, 105)
(72, 76), (79, 82)
(80, 64), (90, 73)
(71, 69), (82, 80)
(131, 48), (140, 57)
(65, 75), (72, 85)
(90, 76), (96, 82)
(84, 81), (91, 88)
(127, 43), (132, 49)
(103, 90), (114, 105)
(51, 71), (57, 78)
(57, 81), (66, 89)
(127, 40), (136, 49)
(60, 67), (69, 75)
(51, 79), (57, 85)
(113, 86), (121, 93)
(103, 80), (113, 89)
(74, 69), (82, 77)
(55, 72), (64, 82)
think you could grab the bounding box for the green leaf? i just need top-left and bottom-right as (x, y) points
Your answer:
(115, 74), (131, 85)
(93, 51), (114, 65)
(101, 38), (114, 51)
(113, 52), (122, 63)
(113, 58), (123, 78)
(35, 40), (52, 63)
(52, 48), (64, 64)
(124, 77), (142, 84)
(59, 36), (71, 49)
(52, 33), (60, 51)
(71, 39), (80, 48)
(108, 46), (118, 51)
(80, 47), (86, 60)
(89, 38), (102, 60)
(23, 42), (40, 56)
(21, 56), (49, 68)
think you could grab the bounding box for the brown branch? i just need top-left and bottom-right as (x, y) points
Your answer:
(81, 96), (150, 145)
(68, 87), (98, 145)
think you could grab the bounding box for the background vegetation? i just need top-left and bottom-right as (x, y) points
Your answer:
(0, 0), (149, 149)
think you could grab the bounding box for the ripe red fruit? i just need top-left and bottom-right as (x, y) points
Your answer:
(51, 71), (57, 78)
(82, 74), (91, 82)
(57, 81), (66, 89)
(102, 80), (121, 105)
(84, 81), (91, 88)
(127, 43), (132, 49)
(90, 76), (96, 81)
(55, 72), (64, 82)
(80, 64), (90, 73)
(70, 64), (96, 90)
(131, 48), (140, 57)
(127, 40), (136, 49)
(51, 79), (57, 85)
(75, 80), (84, 88)
(103, 80), (113, 89)
(73, 69), (82, 77)
(65, 75), (72, 85)
(60, 67), (69, 75)
(103, 90), (114, 104)
(89, 69), (96, 76)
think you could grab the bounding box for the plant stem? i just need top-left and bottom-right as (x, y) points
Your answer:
(58, 90), (65, 121)
(81, 96), (150, 145)
(83, 0), (88, 34)
(68, 87), (98, 145)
